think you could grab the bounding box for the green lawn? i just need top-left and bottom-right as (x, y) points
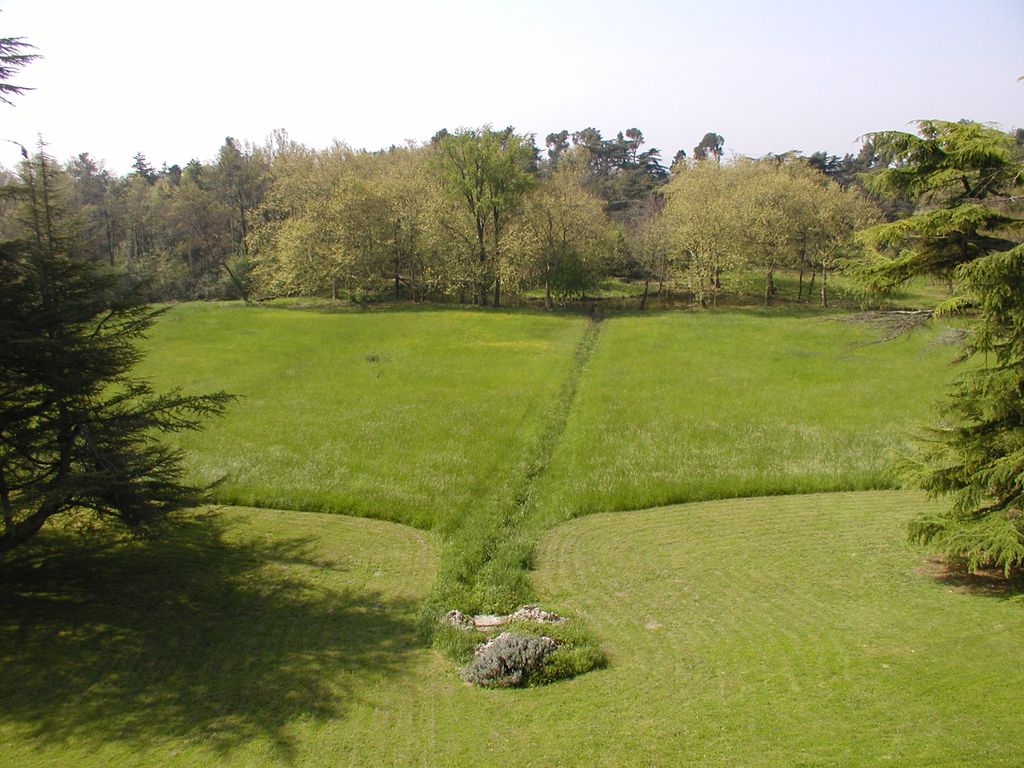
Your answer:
(531, 309), (957, 526)
(137, 302), (598, 612)
(3, 493), (1020, 766)
(139, 303), (587, 533)
(142, 304), (958, 533)
(527, 491), (1024, 766)
(135, 303), (960, 615)
(1, 301), (1015, 766)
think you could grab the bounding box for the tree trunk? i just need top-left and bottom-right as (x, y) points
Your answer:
(476, 218), (488, 306)
(238, 201), (249, 256)
(0, 504), (53, 557)
(222, 261), (250, 303)
(796, 236), (807, 302)
(807, 268), (816, 297)
(105, 212), (115, 265)
(491, 209), (502, 308)
(544, 278), (552, 311)
(764, 269), (774, 306)
(0, 469), (13, 543)
(821, 267), (828, 307)
(332, 276), (338, 301)
(640, 279), (650, 310)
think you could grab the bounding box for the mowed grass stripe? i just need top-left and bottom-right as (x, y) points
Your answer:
(526, 491), (1024, 767)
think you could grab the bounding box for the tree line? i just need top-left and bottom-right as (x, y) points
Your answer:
(3, 125), (927, 309)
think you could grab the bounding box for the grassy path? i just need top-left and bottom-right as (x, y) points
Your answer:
(433, 317), (605, 613)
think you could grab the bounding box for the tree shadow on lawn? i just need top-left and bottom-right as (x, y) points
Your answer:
(0, 513), (425, 760)
(920, 555), (1024, 599)
(257, 296), (568, 319)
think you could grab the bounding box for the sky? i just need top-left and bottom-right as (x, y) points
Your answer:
(1, 0), (1021, 174)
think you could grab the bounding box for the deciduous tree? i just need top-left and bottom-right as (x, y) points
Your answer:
(436, 127), (536, 306)
(505, 155), (610, 308)
(661, 158), (739, 307)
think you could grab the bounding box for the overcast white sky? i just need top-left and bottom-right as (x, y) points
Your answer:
(1, 0), (1021, 174)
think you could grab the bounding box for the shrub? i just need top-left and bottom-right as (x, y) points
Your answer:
(459, 632), (557, 687)
(533, 643), (608, 685)
(507, 617), (608, 684)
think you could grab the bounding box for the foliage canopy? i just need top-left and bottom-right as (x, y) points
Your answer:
(0, 34), (39, 105)
(859, 120), (1024, 573)
(0, 151), (233, 556)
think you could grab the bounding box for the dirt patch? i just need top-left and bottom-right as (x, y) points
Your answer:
(918, 555), (1024, 597)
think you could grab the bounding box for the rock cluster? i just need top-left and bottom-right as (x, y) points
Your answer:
(442, 609), (475, 631)
(510, 604), (565, 624)
(442, 604), (565, 633)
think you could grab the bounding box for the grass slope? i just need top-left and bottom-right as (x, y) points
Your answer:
(139, 302), (598, 613)
(532, 310), (957, 523)
(5, 493), (1020, 766)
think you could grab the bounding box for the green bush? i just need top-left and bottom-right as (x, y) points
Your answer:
(451, 617), (607, 687)
(535, 643), (608, 685)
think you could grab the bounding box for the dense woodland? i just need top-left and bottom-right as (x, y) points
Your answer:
(14, 124), (1017, 310)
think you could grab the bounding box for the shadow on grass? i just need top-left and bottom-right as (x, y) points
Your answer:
(0, 513), (424, 760)
(260, 298), (863, 322)
(921, 556), (1024, 599)
(254, 296), (569, 319)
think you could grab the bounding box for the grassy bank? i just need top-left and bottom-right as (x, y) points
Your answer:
(139, 302), (598, 623)
(139, 302), (586, 532)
